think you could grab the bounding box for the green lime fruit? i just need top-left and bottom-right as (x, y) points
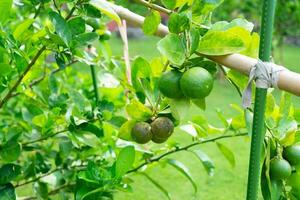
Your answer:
(151, 117), (174, 144)
(283, 144), (300, 166)
(86, 18), (100, 30)
(180, 67), (213, 99)
(158, 70), (184, 99)
(270, 158), (292, 180)
(131, 122), (152, 144)
(287, 172), (300, 190)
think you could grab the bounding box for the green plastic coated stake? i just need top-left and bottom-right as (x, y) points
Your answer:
(246, 0), (277, 200)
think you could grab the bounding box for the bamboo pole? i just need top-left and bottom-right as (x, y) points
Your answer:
(108, 2), (300, 97)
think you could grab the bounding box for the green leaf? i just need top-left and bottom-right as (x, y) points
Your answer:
(140, 172), (171, 200)
(161, 0), (176, 9)
(192, 150), (215, 176)
(77, 122), (104, 138)
(0, 183), (16, 200)
(169, 98), (190, 120)
(216, 142), (235, 167)
(143, 11), (161, 35)
(125, 99), (152, 121)
(68, 17), (86, 35)
(266, 92), (276, 116)
(32, 114), (47, 128)
(34, 182), (48, 199)
(198, 29), (246, 55)
(157, 34), (186, 65)
(73, 131), (101, 148)
(90, 0), (121, 25)
(180, 124), (198, 137)
(83, 4), (102, 18)
(168, 12), (190, 34)
(0, 140), (21, 162)
(0, 164), (21, 185)
(49, 11), (72, 46)
(192, 0), (223, 21)
(118, 120), (136, 141)
(115, 146), (135, 177)
(192, 98), (206, 110)
(13, 19), (34, 41)
(211, 18), (254, 32)
(72, 32), (98, 48)
(189, 28), (200, 55)
(0, 0), (13, 24)
(131, 57), (152, 93)
(166, 159), (197, 194)
(0, 63), (13, 77)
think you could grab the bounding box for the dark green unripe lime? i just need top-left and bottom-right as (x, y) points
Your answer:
(283, 145), (300, 166)
(180, 67), (213, 99)
(131, 122), (152, 144)
(270, 158), (292, 180)
(86, 18), (100, 30)
(158, 70), (184, 99)
(151, 117), (174, 142)
(151, 134), (169, 144)
(99, 31), (111, 41)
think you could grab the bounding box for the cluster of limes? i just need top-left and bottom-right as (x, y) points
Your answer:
(158, 67), (214, 99)
(269, 144), (300, 196)
(131, 117), (174, 144)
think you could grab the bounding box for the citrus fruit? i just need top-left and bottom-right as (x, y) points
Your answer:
(270, 158), (292, 180)
(283, 144), (300, 166)
(151, 134), (169, 144)
(131, 122), (152, 144)
(151, 117), (174, 143)
(180, 67), (213, 99)
(287, 172), (300, 190)
(158, 70), (184, 99)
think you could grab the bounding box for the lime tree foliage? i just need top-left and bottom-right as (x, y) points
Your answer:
(0, 0), (299, 199)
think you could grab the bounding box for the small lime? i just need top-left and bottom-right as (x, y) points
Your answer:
(180, 67), (213, 99)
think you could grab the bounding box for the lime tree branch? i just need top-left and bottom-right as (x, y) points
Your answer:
(0, 1), (80, 110)
(127, 132), (248, 173)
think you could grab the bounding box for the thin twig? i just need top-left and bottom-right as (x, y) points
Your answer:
(127, 132), (248, 173)
(21, 129), (68, 147)
(218, 65), (243, 97)
(135, 0), (171, 14)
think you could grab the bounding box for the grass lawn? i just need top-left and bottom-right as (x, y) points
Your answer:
(108, 35), (300, 200)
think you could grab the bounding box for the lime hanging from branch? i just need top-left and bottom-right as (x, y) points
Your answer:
(131, 122), (152, 144)
(283, 144), (300, 166)
(180, 67), (214, 99)
(158, 70), (184, 99)
(269, 158), (292, 180)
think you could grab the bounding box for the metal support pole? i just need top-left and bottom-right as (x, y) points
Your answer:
(246, 0), (277, 199)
